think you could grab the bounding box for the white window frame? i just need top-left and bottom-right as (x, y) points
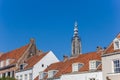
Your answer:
(89, 60), (96, 70)
(72, 63), (83, 72)
(39, 72), (47, 80)
(113, 59), (120, 73)
(24, 74), (27, 80)
(29, 73), (32, 80)
(20, 75), (23, 80)
(113, 38), (120, 50)
(89, 60), (101, 70)
(48, 70), (58, 78)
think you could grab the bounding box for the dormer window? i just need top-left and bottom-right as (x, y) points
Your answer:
(89, 60), (101, 70)
(20, 64), (24, 70)
(48, 70), (58, 78)
(114, 38), (120, 50)
(39, 72), (47, 80)
(20, 63), (27, 70)
(72, 63), (83, 72)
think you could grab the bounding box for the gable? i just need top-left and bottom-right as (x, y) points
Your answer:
(104, 33), (120, 54)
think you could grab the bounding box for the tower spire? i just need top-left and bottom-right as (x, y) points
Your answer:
(71, 21), (82, 57)
(74, 21), (78, 37)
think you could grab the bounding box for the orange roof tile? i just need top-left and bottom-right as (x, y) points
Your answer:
(24, 52), (48, 70)
(0, 44), (29, 64)
(34, 76), (38, 80)
(104, 33), (120, 54)
(116, 33), (120, 39)
(37, 51), (102, 80)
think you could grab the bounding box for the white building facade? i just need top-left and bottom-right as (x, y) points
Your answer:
(61, 71), (102, 80)
(102, 34), (120, 80)
(15, 51), (59, 80)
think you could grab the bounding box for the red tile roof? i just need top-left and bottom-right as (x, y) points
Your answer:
(36, 51), (102, 80)
(104, 33), (120, 54)
(34, 76), (38, 80)
(24, 52), (48, 70)
(0, 44), (29, 64)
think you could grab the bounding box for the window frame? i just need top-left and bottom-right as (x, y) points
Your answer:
(29, 73), (32, 80)
(113, 38), (120, 50)
(48, 70), (58, 78)
(20, 75), (23, 80)
(72, 63), (84, 72)
(24, 74), (27, 80)
(113, 59), (120, 73)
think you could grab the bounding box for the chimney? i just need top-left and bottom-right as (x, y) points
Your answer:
(96, 46), (102, 52)
(37, 50), (43, 56)
(63, 55), (68, 61)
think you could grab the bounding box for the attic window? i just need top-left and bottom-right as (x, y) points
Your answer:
(19, 63), (27, 71)
(114, 38), (120, 50)
(72, 63), (83, 72)
(20, 64), (24, 70)
(48, 70), (58, 78)
(89, 60), (101, 70)
(39, 72), (47, 80)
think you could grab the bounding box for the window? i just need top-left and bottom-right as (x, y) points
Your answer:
(113, 59), (120, 73)
(114, 38), (120, 50)
(24, 74), (27, 80)
(20, 75), (22, 80)
(89, 61), (96, 70)
(29, 73), (32, 80)
(39, 72), (47, 80)
(89, 60), (101, 70)
(48, 70), (58, 78)
(20, 64), (24, 70)
(89, 78), (95, 80)
(72, 63), (83, 72)
(115, 41), (119, 49)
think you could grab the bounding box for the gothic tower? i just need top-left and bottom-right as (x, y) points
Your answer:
(71, 21), (82, 57)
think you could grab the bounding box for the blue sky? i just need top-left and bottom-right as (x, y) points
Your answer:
(0, 0), (120, 60)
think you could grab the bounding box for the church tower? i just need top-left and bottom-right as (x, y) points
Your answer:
(71, 21), (82, 57)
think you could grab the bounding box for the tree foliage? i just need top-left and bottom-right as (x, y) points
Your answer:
(0, 76), (16, 80)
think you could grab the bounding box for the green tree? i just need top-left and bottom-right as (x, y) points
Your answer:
(0, 76), (16, 80)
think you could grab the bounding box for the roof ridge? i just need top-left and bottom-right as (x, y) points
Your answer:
(4, 44), (29, 55)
